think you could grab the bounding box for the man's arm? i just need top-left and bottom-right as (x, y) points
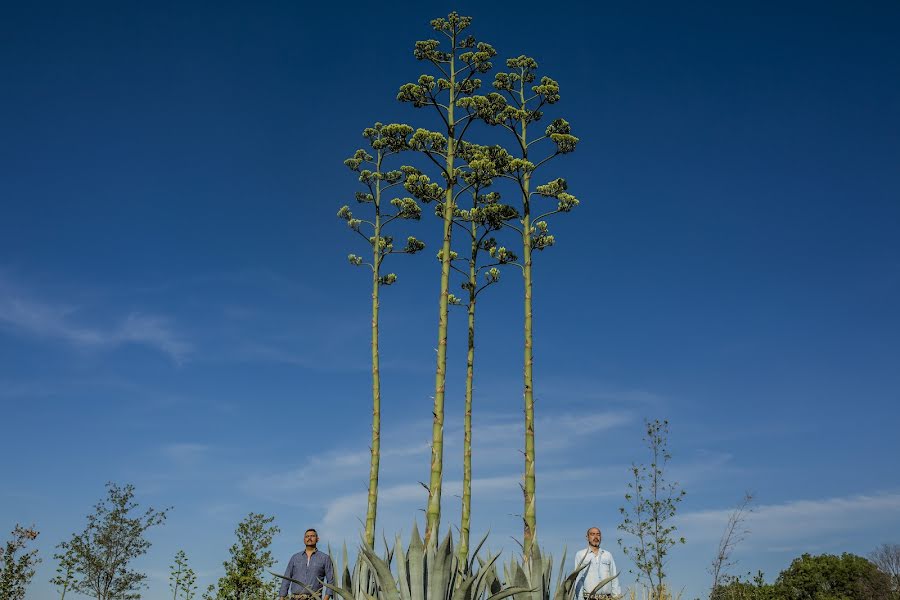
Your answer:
(279, 555), (294, 599)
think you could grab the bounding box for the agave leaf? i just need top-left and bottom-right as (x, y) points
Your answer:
(513, 562), (529, 590)
(467, 530), (491, 574)
(528, 544), (544, 600)
(588, 574), (620, 596)
(472, 554), (502, 600)
(475, 555), (502, 597)
(450, 574), (478, 600)
(360, 545), (401, 600)
(552, 563), (589, 600)
(396, 535), (411, 600)
(270, 572), (327, 597)
(383, 533), (394, 563)
(342, 565), (352, 595)
(408, 523), (425, 600)
(427, 532), (454, 600)
(554, 548), (567, 595)
(486, 586), (535, 600)
(322, 581), (360, 600)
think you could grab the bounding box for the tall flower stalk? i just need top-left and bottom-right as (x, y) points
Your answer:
(397, 12), (495, 544)
(469, 56), (580, 556)
(451, 143), (517, 563)
(339, 123), (425, 548)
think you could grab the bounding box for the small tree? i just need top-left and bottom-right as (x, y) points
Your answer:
(339, 122), (426, 548)
(710, 492), (755, 599)
(0, 524), (40, 600)
(170, 550), (197, 600)
(617, 419), (686, 598)
(57, 482), (170, 600)
(206, 513), (279, 600)
(50, 545), (77, 600)
(869, 543), (900, 595)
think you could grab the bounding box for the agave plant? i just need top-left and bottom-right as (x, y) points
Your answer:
(493, 544), (620, 600)
(274, 524), (530, 600)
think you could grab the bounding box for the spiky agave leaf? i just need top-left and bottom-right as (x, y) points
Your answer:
(551, 562), (590, 600)
(359, 546), (400, 600)
(466, 530), (491, 575)
(407, 523), (425, 600)
(270, 572), (332, 598)
(395, 535), (411, 600)
(588, 575), (620, 596)
(427, 532), (455, 600)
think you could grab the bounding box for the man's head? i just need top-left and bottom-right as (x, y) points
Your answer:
(585, 527), (601, 548)
(304, 528), (319, 549)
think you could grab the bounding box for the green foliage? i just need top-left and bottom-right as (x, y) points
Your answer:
(0, 524), (40, 600)
(617, 420), (686, 597)
(56, 482), (170, 600)
(774, 552), (893, 600)
(714, 556), (896, 600)
(205, 513), (280, 600)
(170, 550), (197, 600)
(712, 571), (779, 600)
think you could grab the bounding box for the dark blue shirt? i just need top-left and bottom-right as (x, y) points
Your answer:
(279, 549), (335, 598)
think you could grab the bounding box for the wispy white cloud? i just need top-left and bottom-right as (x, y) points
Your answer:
(242, 442), (432, 501)
(161, 443), (212, 466)
(243, 409), (634, 506)
(0, 277), (190, 363)
(678, 491), (900, 550)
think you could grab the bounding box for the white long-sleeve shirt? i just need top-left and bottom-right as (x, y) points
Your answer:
(573, 547), (621, 597)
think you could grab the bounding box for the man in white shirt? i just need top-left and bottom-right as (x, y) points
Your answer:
(573, 527), (621, 599)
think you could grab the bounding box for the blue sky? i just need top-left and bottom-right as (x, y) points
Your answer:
(2, 1), (899, 598)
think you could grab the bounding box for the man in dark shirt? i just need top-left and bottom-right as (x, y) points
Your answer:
(278, 528), (335, 600)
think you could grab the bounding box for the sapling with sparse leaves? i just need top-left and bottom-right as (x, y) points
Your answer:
(617, 419), (686, 598)
(339, 122), (426, 549)
(50, 545), (76, 600)
(461, 55), (580, 555)
(170, 550), (197, 600)
(397, 11), (496, 544)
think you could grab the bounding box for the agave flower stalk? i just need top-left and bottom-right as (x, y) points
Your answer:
(339, 123), (425, 548)
(448, 143), (518, 563)
(465, 56), (580, 556)
(397, 12), (496, 544)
